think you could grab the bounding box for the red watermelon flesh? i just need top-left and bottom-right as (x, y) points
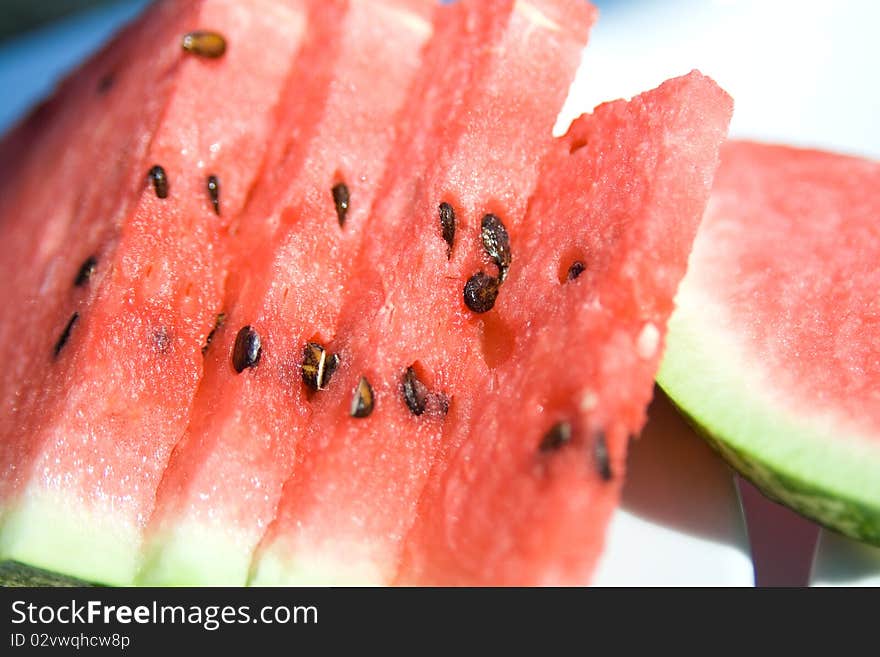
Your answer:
(0, 0), (201, 583)
(397, 71), (733, 585)
(686, 142), (880, 434)
(0, 0), (307, 585)
(139, 0), (434, 586)
(248, 0), (599, 585)
(0, 0), (736, 587)
(0, 0), (193, 495)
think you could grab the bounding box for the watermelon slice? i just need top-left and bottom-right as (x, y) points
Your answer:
(0, 0), (308, 585)
(139, 0), (434, 586)
(397, 71), (733, 585)
(0, 0), (201, 585)
(0, 0), (735, 586)
(249, 0), (598, 586)
(659, 141), (880, 545)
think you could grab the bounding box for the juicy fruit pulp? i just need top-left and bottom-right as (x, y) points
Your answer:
(398, 72), (733, 585)
(139, 0), (434, 586)
(249, 0), (598, 586)
(659, 141), (880, 545)
(0, 0), (732, 585)
(0, 0), (310, 585)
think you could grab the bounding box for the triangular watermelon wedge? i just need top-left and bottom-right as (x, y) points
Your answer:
(139, 0), (434, 586)
(248, 0), (598, 586)
(398, 72), (733, 585)
(0, 0), (308, 585)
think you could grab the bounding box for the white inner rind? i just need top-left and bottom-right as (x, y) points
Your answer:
(249, 538), (388, 586)
(137, 521), (255, 586)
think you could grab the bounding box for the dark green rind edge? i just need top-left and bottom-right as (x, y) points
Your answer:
(0, 560), (96, 587)
(659, 386), (880, 547)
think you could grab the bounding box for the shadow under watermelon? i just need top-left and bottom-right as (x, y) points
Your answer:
(592, 388), (754, 584)
(621, 388), (750, 545)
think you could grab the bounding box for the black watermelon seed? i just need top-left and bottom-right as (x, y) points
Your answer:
(463, 272), (500, 313)
(567, 261), (586, 281)
(232, 325), (261, 373)
(148, 165), (168, 199)
(96, 73), (114, 94)
(332, 182), (350, 227)
(350, 376), (374, 418)
(480, 213), (511, 282)
(207, 175), (220, 215)
(539, 421), (572, 453)
(302, 342), (340, 391)
(201, 313), (226, 355)
(439, 202), (455, 258)
(53, 312), (79, 358)
(74, 255), (97, 287)
(402, 366), (428, 416)
(181, 31), (227, 58)
(595, 432), (612, 481)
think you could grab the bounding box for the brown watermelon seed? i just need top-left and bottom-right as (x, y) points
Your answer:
(327, 355), (341, 386)
(96, 73), (114, 94)
(350, 376), (375, 418)
(402, 366), (428, 416)
(480, 213), (511, 282)
(74, 255), (97, 287)
(595, 432), (612, 481)
(439, 202), (455, 258)
(332, 182), (350, 227)
(463, 272), (500, 313)
(181, 31), (227, 58)
(326, 354), (341, 384)
(53, 312), (79, 358)
(148, 165), (168, 199)
(201, 313), (226, 355)
(566, 261), (586, 281)
(207, 175), (220, 215)
(232, 325), (261, 373)
(302, 342), (340, 391)
(539, 421), (572, 453)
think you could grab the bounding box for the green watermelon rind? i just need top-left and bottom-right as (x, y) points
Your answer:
(0, 561), (94, 587)
(658, 285), (880, 545)
(0, 492), (139, 585)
